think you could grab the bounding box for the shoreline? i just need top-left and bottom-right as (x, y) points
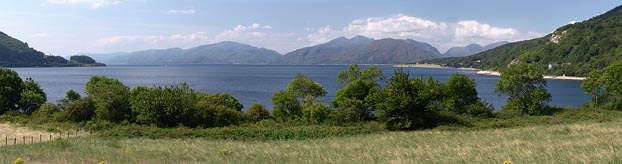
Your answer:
(475, 70), (586, 81)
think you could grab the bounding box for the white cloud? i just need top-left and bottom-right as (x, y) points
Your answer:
(167, 9), (196, 14)
(213, 23), (272, 41)
(97, 32), (209, 46)
(307, 14), (542, 52)
(45, 0), (121, 8)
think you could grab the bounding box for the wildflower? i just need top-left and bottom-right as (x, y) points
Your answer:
(221, 149), (232, 156)
(13, 158), (24, 164)
(503, 160), (512, 164)
(100, 161), (106, 164)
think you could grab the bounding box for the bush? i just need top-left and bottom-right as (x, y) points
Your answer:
(0, 67), (23, 113)
(19, 78), (46, 115)
(130, 84), (197, 127)
(32, 102), (63, 122)
(246, 103), (270, 122)
(63, 98), (96, 122)
(86, 76), (130, 122)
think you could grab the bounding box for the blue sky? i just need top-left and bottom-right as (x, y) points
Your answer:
(0, 0), (619, 55)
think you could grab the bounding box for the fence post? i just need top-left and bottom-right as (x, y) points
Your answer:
(31, 136), (33, 144)
(23, 136), (25, 144)
(67, 131), (70, 138)
(40, 135), (42, 143)
(50, 134), (52, 141)
(5, 136), (7, 146)
(14, 137), (16, 145)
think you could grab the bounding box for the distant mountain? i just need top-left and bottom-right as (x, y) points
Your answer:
(443, 41), (509, 57)
(0, 31), (99, 67)
(428, 5), (622, 76)
(94, 41), (281, 64)
(273, 36), (441, 64)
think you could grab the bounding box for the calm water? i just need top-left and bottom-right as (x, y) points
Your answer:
(13, 64), (590, 110)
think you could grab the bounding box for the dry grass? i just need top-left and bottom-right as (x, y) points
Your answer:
(0, 123), (87, 146)
(3, 121), (622, 163)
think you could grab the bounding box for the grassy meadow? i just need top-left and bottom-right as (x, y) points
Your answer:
(2, 121), (622, 164)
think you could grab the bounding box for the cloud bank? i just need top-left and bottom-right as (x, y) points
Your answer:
(45, 0), (122, 8)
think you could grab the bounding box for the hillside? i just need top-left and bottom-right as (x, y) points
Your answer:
(97, 41), (281, 64)
(443, 41), (509, 57)
(273, 36), (442, 64)
(427, 5), (622, 76)
(0, 31), (77, 67)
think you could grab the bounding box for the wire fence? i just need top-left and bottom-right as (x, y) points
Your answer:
(2, 129), (90, 146)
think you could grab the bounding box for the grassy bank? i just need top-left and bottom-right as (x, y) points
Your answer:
(2, 121), (622, 163)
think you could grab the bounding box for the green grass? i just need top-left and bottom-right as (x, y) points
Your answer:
(2, 121), (622, 163)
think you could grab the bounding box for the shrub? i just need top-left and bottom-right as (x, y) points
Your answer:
(32, 102), (62, 122)
(130, 84), (197, 127)
(246, 103), (270, 122)
(19, 78), (47, 115)
(0, 67), (23, 113)
(63, 98), (96, 122)
(86, 76), (130, 122)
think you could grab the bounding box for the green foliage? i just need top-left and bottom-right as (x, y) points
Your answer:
(0, 31), (74, 67)
(193, 95), (243, 128)
(69, 55), (97, 64)
(86, 76), (130, 122)
(198, 93), (244, 111)
(19, 78), (46, 114)
(299, 97), (334, 124)
(130, 84), (197, 127)
(66, 90), (81, 101)
(96, 124), (371, 141)
(442, 73), (479, 114)
(0, 67), (23, 113)
(582, 69), (605, 109)
(427, 6), (622, 77)
(333, 64), (383, 122)
(371, 69), (434, 130)
(495, 63), (551, 115)
(246, 103), (270, 122)
(272, 90), (301, 119)
(32, 102), (62, 122)
(63, 98), (96, 122)
(286, 73), (328, 99)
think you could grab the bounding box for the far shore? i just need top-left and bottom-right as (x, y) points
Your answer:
(475, 70), (586, 81)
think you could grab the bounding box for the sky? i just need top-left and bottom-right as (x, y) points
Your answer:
(0, 0), (620, 56)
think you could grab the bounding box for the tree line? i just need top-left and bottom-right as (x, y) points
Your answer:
(1, 63), (620, 130)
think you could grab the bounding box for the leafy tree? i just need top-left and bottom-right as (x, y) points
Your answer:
(582, 69), (605, 109)
(130, 84), (197, 127)
(247, 103), (270, 122)
(299, 96), (333, 124)
(372, 69), (433, 130)
(63, 98), (96, 122)
(272, 73), (327, 120)
(333, 64), (384, 122)
(85, 76), (130, 122)
(495, 63), (551, 115)
(19, 78), (46, 114)
(337, 64), (384, 84)
(193, 98), (242, 127)
(57, 90), (81, 110)
(286, 73), (328, 99)
(33, 102), (62, 122)
(0, 67), (23, 113)
(442, 73), (479, 114)
(272, 90), (301, 119)
(198, 93), (243, 111)
(602, 63), (622, 110)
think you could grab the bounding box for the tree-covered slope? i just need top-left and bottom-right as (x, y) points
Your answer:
(0, 31), (72, 67)
(428, 5), (622, 76)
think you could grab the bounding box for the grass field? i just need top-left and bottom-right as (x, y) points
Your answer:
(2, 121), (622, 163)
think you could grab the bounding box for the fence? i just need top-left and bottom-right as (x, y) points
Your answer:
(2, 129), (90, 146)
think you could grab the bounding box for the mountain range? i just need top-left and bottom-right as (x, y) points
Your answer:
(442, 41), (509, 58)
(427, 5), (622, 76)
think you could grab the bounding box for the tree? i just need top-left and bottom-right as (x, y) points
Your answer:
(0, 67), (23, 113)
(247, 103), (270, 122)
(286, 73), (328, 99)
(372, 69), (432, 130)
(582, 69), (605, 109)
(86, 76), (130, 122)
(19, 78), (46, 114)
(57, 90), (81, 110)
(130, 84), (197, 127)
(63, 98), (96, 122)
(272, 73), (328, 120)
(495, 63), (551, 115)
(333, 64), (384, 122)
(601, 63), (622, 110)
(442, 73), (479, 114)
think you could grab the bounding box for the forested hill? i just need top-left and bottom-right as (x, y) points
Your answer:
(0, 31), (102, 67)
(426, 5), (622, 76)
